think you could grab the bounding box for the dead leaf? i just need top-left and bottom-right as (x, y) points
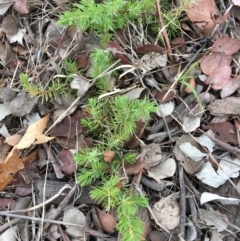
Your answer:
(202, 122), (238, 145)
(185, 0), (220, 36)
(7, 28), (26, 46)
(148, 158), (176, 181)
(0, 102), (12, 121)
(200, 53), (232, 75)
(173, 135), (204, 174)
(52, 110), (82, 138)
(157, 101), (175, 117)
(1, 15), (19, 35)
(205, 65), (231, 90)
(17, 114), (53, 149)
(200, 192), (240, 205)
(152, 196), (180, 230)
(10, 92), (36, 117)
(211, 37), (240, 55)
(5, 134), (22, 146)
(0, 86), (17, 102)
(58, 150), (76, 175)
(103, 151), (115, 163)
(13, 0), (29, 14)
(0, 198), (17, 210)
(200, 209), (228, 232)
(96, 208), (117, 233)
(153, 90), (174, 103)
(124, 158), (149, 175)
(0, 0), (14, 15)
(232, 0), (240, 5)
(179, 142), (207, 161)
(0, 41), (15, 66)
(141, 143), (162, 167)
(70, 75), (90, 96)
(221, 75), (240, 98)
(185, 78), (196, 93)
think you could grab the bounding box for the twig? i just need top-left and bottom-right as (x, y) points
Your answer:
(178, 163), (186, 239)
(7, 184), (71, 213)
(43, 143), (64, 179)
(155, 0), (173, 63)
(43, 184), (77, 230)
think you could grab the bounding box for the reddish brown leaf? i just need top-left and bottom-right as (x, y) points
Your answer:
(75, 53), (88, 68)
(106, 41), (132, 65)
(135, 44), (165, 55)
(103, 151), (115, 163)
(153, 90), (174, 103)
(185, 0), (220, 36)
(96, 208), (117, 233)
(202, 122), (238, 145)
(58, 150), (76, 175)
(124, 158), (149, 175)
(0, 198), (17, 210)
(200, 53), (232, 75)
(205, 65), (231, 90)
(211, 37), (240, 55)
(185, 78), (196, 93)
(13, 0), (29, 14)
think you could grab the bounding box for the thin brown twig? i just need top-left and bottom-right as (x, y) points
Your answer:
(155, 0), (173, 63)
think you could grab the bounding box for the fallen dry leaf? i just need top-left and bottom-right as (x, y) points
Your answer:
(152, 196), (180, 230)
(205, 65), (231, 90)
(124, 158), (149, 175)
(185, 0), (220, 36)
(0, 0), (14, 15)
(1, 15), (19, 35)
(232, 0), (240, 6)
(58, 149), (76, 175)
(200, 53), (232, 76)
(13, 0), (29, 14)
(221, 75), (240, 98)
(211, 37), (240, 55)
(17, 114), (54, 149)
(202, 122), (238, 145)
(103, 151), (115, 163)
(96, 208), (117, 233)
(5, 134), (22, 146)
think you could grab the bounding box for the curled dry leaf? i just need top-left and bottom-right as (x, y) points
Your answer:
(205, 65), (231, 90)
(211, 37), (240, 55)
(96, 208), (117, 233)
(124, 158), (149, 175)
(200, 192), (240, 205)
(152, 196), (180, 230)
(200, 53), (232, 76)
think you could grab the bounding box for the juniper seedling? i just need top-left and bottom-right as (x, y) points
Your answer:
(74, 95), (156, 240)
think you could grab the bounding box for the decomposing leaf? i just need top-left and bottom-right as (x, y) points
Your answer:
(124, 158), (149, 175)
(173, 135), (204, 174)
(200, 209), (228, 232)
(221, 75), (240, 98)
(195, 162), (226, 188)
(0, 86), (17, 102)
(185, 0), (220, 36)
(0, 102), (12, 121)
(10, 92), (36, 117)
(0, 0), (14, 15)
(0, 198), (16, 210)
(0, 41), (15, 66)
(52, 110), (82, 138)
(157, 101), (175, 117)
(195, 130), (215, 153)
(13, 0), (29, 14)
(200, 53), (232, 75)
(182, 114), (201, 133)
(1, 15), (19, 35)
(58, 150), (76, 175)
(205, 65), (231, 90)
(5, 134), (22, 146)
(70, 75), (90, 96)
(153, 89), (174, 103)
(200, 192), (240, 205)
(139, 53), (167, 74)
(179, 142), (207, 161)
(7, 28), (26, 46)
(141, 143), (162, 167)
(152, 196), (180, 230)
(63, 207), (86, 238)
(211, 36), (240, 55)
(202, 122), (238, 145)
(96, 208), (117, 233)
(148, 158), (176, 182)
